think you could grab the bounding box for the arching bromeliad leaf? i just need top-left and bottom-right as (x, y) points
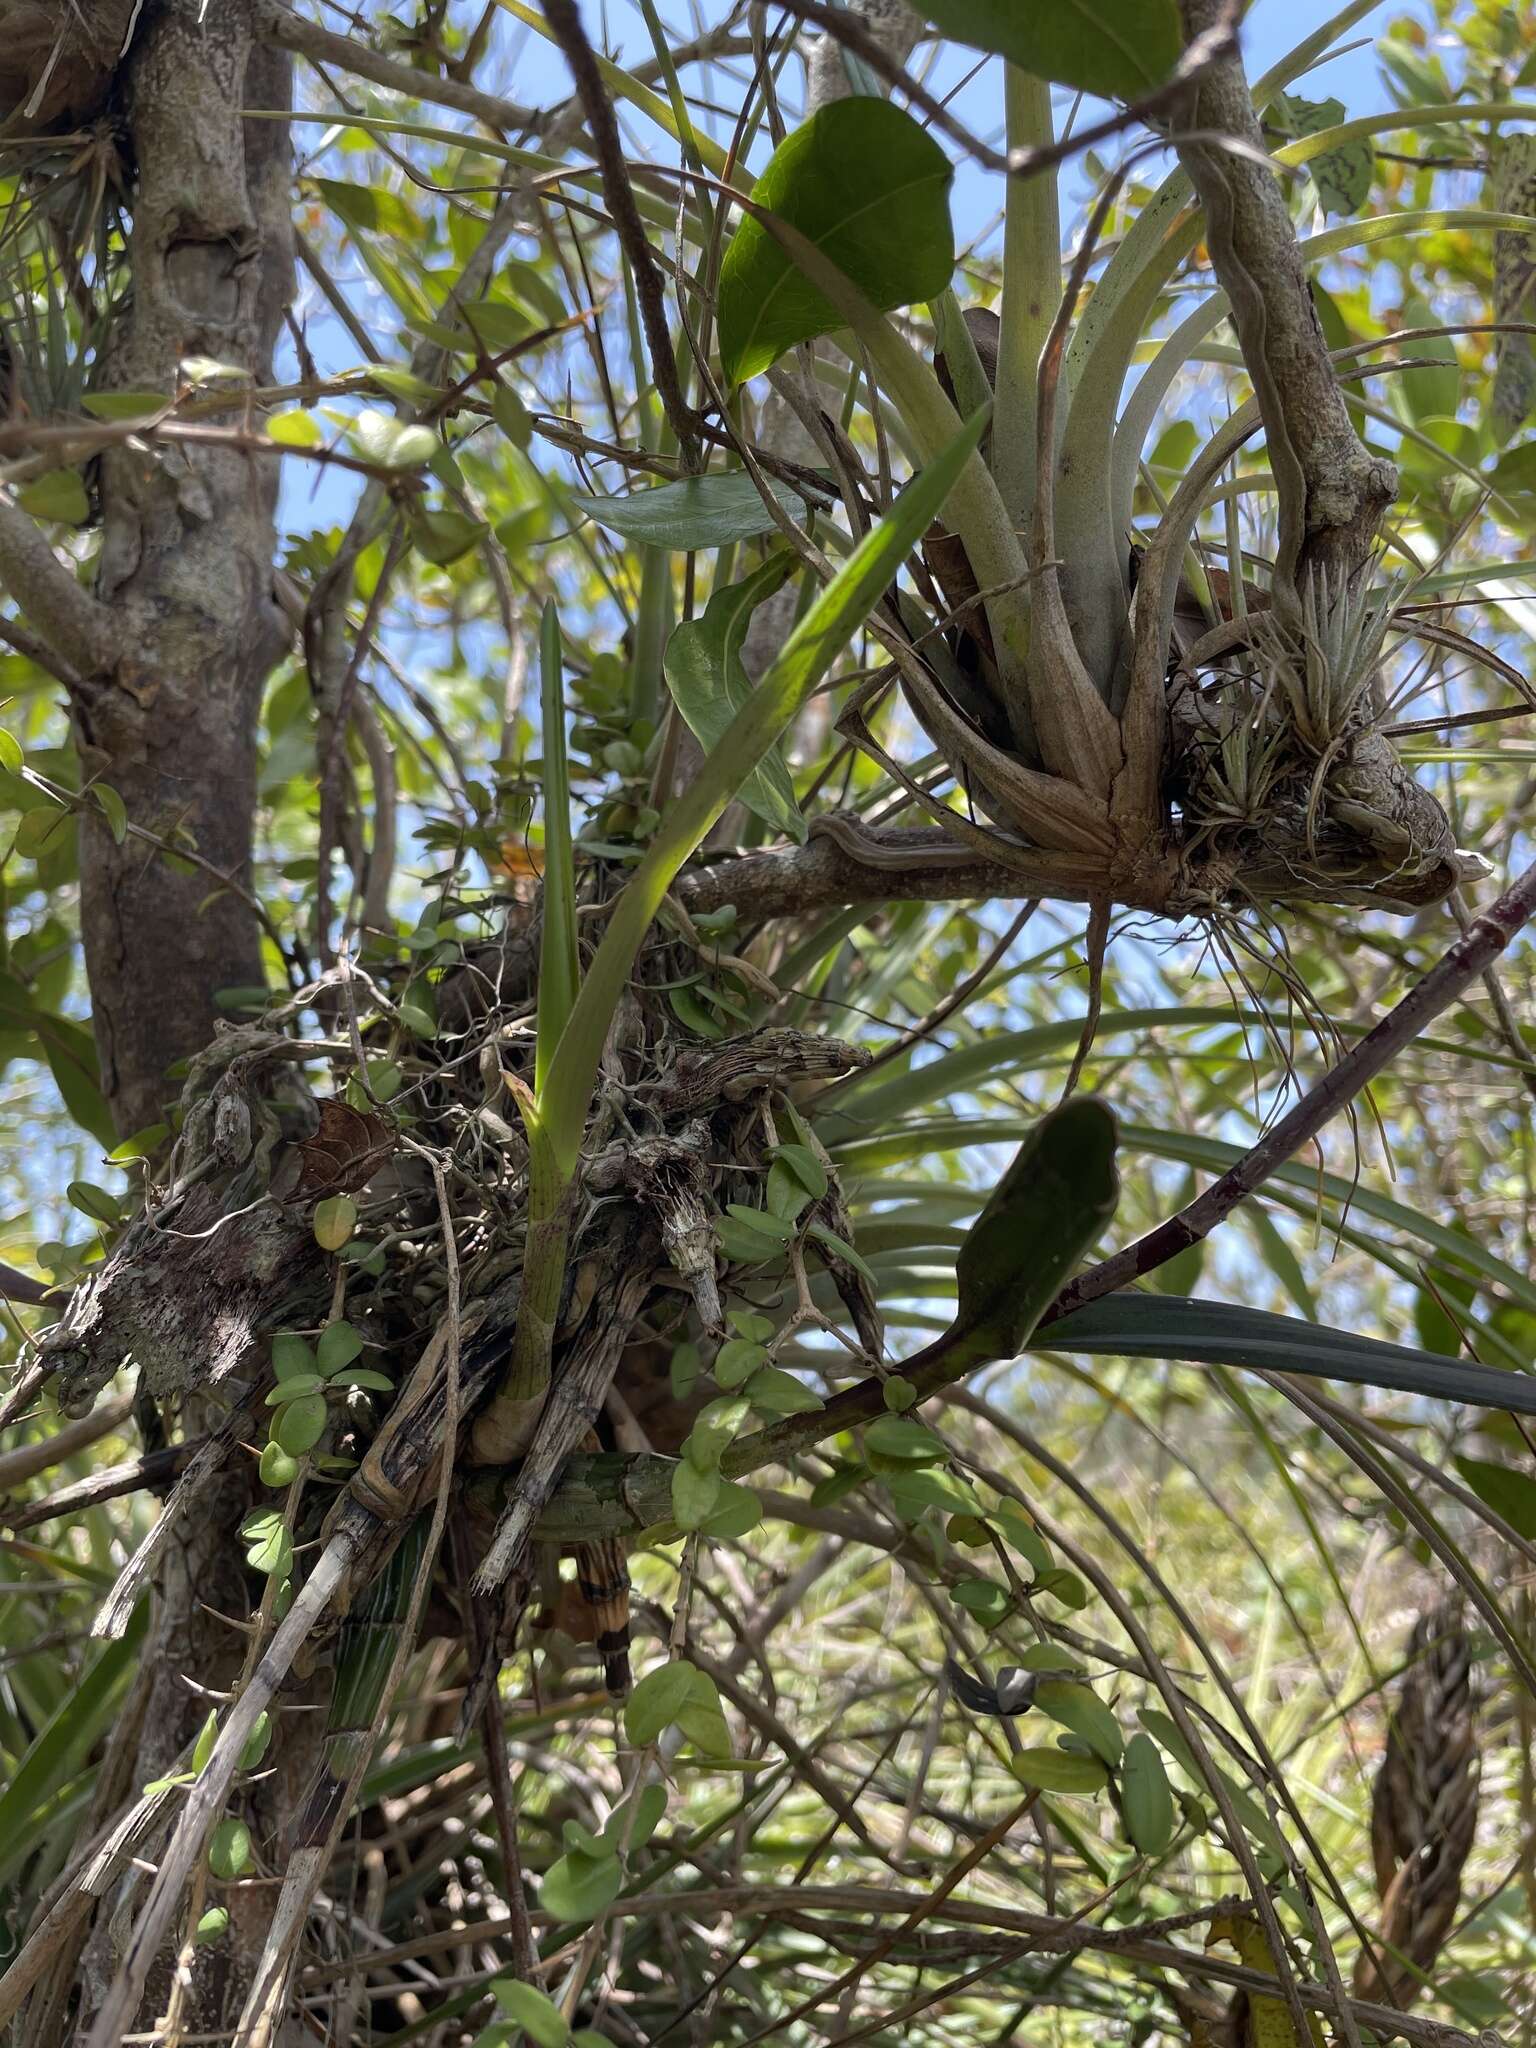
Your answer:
(945, 1096), (1120, 1371)
(1042, 1295), (1536, 1416)
(664, 550), (805, 842)
(920, 0), (1182, 101)
(580, 474), (816, 551)
(718, 97), (955, 386)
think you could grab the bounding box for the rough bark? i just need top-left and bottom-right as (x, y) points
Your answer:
(71, 3), (292, 1143)
(0, 7), (306, 2038)
(1172, 0), (1397, 591)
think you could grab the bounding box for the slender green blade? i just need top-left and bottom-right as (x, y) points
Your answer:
(534, 601), (578, 1097)
(537, 406), (990, 1180)
(1042, 1295), (1536, 1416)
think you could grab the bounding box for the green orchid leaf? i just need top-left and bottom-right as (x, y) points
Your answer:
(719, 97), (955, 385)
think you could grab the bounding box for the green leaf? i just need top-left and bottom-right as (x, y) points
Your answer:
(883, 1375), (917, 1412)
(311, 176), (419, 241)
(316, 1321), (363, 1373)
(1009, 1748), (1110, 1796)
(314, 1195), (358, 1251)
(1395, 294), (1460, 425)
(715, 1337), (769, 1389)
(623, 1781), (669, 1850)
(672, 1459), (720, 1530)
(81, 389), (168, 420)
(919, 0), (1182, 100)
(1453, 1456), (1536, 1540)
(350, 409), (438, 471)
(675, 1666), (732, 1756)
(327, 1367), (394, 1392)
(239, 1711), (273, 1772)
(535, 601), (579, 1097)
(207, 1818), (251, 1880)
(258, 1441), (298, 1488)
(718, 97), (955, 385)
(538, 405), (987, 1183)
(625, 1660), (697, 1744)
(490, 1979), (569, 2047)
(409, 505), (488, 565)
(1271, 94), (1373, 216)
(266, 1374), (323, 1404)
(582, 474), (814, 550)
(730, 1202), (799, 1246)
(192, 1710), (218, 1774)
(805, 1220), (877, 1287)
(952, 1575), (1009, 1624)
(744, 1365), (823, 1416)
(993, 1505), (1052, 1578)
(493, 380), (532, 447)
(67, 1180), (120, 1226)
(17, 469), (89, 524)
(886, 1468), (983, 1518)
(274, 1392), (327, 1456)
(94, 784), (128, 844)
(771, 1142), (828, 1198)
(241, 1508), (294, 1578)
(946, 1099), (1119, 1370)
(698, 1478), (763, 1538)
(1121, 1732), (1177, 1854)
(1035, 1679), (1123, 1764)
(273, 1333), (317, 1381)
(1043, 1295), (1536, 1416)
(195, 1907), (230, 1946)
(863, 1415), (944, 1464)
(540, 1850), (623, 1924)
(664, 551), (805, 842)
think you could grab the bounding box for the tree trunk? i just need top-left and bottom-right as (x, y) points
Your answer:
(55, 6), (301, 2036)
(77, 2), (293, 1143)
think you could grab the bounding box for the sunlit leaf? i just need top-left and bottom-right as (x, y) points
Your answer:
(718, 98), (955, 384)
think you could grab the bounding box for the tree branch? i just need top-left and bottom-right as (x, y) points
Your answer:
(675, 822), (1101, 922)
(537, 0), (701, 467)
(1051, 853), (1536, 1317)
(1172, 0), (1396, 589)
(0, 497), (115, 681)
(253, 0), (539, 131)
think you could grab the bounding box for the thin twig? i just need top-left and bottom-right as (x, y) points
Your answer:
(538, 0), (701, 467)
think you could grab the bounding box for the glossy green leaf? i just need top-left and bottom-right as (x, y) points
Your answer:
(920, 0), (1182, 99)
(946, 1098), (1119, 1369)
(664, 551), (804, 842)
(581, 474), (814, 550)
(718, 98), (955, 384)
